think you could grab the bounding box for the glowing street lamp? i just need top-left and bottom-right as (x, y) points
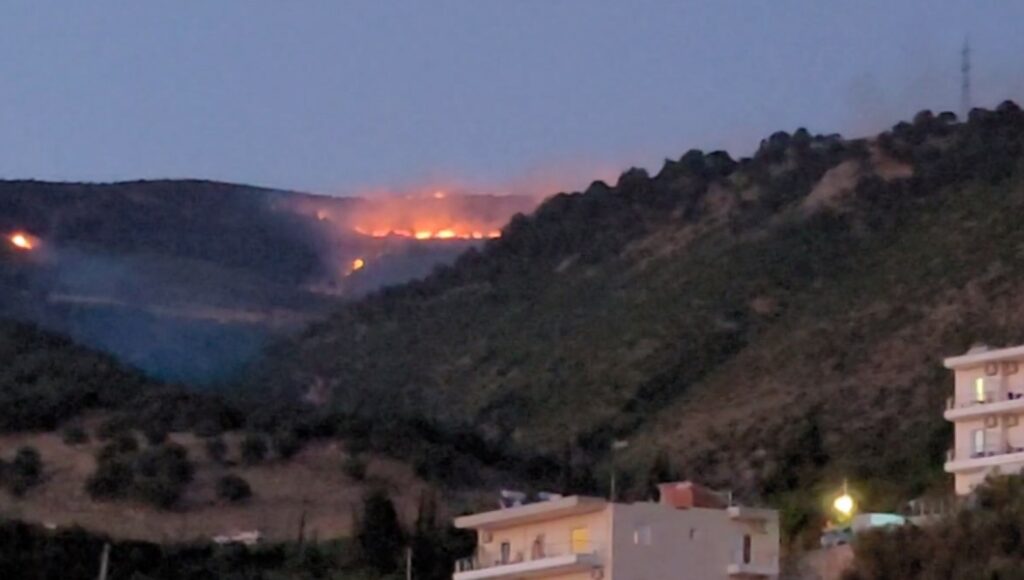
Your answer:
(832, 479), (856, 519)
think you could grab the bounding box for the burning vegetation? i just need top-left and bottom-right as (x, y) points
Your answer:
(8, 232), (37, 251)
(353, 226), (500, 240)
(289, 189), (539, 243)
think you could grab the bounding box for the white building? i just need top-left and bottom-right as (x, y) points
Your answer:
(944, 344), (1024, 494)
(453, 482), (779, 580)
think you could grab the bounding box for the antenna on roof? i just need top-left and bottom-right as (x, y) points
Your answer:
(961, 37), (972, 118)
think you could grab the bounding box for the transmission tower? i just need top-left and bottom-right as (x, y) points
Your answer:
(961, 38), (972, 118)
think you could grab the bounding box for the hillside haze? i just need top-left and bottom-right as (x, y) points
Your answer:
(0, 180), (535, 383)
(255, 103), (1024, 509)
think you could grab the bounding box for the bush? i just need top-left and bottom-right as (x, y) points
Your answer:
(86, 458), (134, 499)
(97, 433), (140, 463)
(142, 424), (169, 446)
(204, 437), (228, 464)
(844, 474), (1024, 579)
(96, 415), (133, 441)
(240, 434), (268, 465)
(61, 425), (89, 445)
(86, 442), (194, 508)
(343, 454), (368, 481)
(216, 474), (252, 503)
(133, 444), (194, 509)
(2, 446), (43, 496)
(356, 489), (406, 574)
(272, 430), (302, 460)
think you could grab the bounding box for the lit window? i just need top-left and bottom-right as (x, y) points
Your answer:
(571, 527), (590, 554)
(633, 524), (653, 546)
(973, 429), (986, 455)
(976, 378), (987, 402)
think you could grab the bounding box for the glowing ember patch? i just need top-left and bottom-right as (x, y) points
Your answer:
(352, 258), (365, 271)
(316, 210), (328, 221)
(351, 227), (503, 241)
(9, 233), (34, 250)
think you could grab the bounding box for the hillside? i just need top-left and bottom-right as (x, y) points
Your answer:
(254, 103), (1024, 519)
(0, 319), (240, 434)
(0, 180), (535, 383)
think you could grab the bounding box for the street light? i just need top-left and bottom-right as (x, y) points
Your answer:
(832, 479), (856, 519)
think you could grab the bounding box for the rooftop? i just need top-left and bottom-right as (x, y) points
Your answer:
(944, 343), (1024, 369)
(454, 496), (607, 531)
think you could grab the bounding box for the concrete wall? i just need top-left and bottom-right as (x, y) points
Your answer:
(608, 504), (778, 580)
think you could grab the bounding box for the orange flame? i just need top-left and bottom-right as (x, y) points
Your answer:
(8, 232), (35, 251)
(353, 228), (501, 240)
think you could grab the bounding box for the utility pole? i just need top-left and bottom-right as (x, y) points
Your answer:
(405, 546), (413, 580)
(609, 440), (628, 501)
(961, 38), (972, 118)
(97, 542), (110, 580)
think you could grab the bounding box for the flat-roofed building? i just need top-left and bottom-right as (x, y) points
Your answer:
(453, 482), (779, 580)
(944, 344), (1024, 494)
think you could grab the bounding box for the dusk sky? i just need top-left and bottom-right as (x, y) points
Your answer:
(2, 1), (1024, 196)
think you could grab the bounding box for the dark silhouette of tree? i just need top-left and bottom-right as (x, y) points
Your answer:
(216, 474), (252, 503)
(356, 488), (406, 574)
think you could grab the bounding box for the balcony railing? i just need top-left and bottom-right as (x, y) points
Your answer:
(947, 444), (1024, 463)
(455, 540), (602, 574)
(947, 392), (1024, 410)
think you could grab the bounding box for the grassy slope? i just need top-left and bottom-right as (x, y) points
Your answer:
(0, 428), (427, 543)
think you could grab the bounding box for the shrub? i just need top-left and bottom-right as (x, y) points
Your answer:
(343, 454), (368, 481)
(142, 424), (169, 446)
(86, 458), (134, 499)
(96, 415), (133, 441)
(240, 434), (268, 465)
(216, 474), (252, 503)
(356, 489), (406, 574)
(97, 433), (139, 463)
(204, 437), (228, 464)
(61, 425), (89, 445)
(2, 446), (43, 496)
(132, 444), (194, 509)
(272, 430), (302, 460)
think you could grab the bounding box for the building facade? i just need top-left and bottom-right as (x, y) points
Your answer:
(453, 483), (779, 580)
(944, 344), (1024, 494)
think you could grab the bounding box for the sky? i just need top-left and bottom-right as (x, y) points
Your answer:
(2, 1), (1024, 196)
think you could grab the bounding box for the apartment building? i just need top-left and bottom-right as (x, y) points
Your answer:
(452, 482), (779, 580)
(944, 344), (1024, 494)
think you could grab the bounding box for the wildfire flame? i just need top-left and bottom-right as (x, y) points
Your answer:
(354, 226), (500, 240)
(351, 258), (365, 271)
(8, 232), (35, 251)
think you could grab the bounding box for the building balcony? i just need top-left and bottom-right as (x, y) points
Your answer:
(727, 561), (780, 577)
(944, 393), (1024, 421)
(454, 542), (602, 580)
(945, 446), (1024, 473)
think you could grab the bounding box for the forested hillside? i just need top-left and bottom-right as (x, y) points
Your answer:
(0, 180), (529, 383)
(0, 319), (239, 434)
(254, 103), (1024, 525)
